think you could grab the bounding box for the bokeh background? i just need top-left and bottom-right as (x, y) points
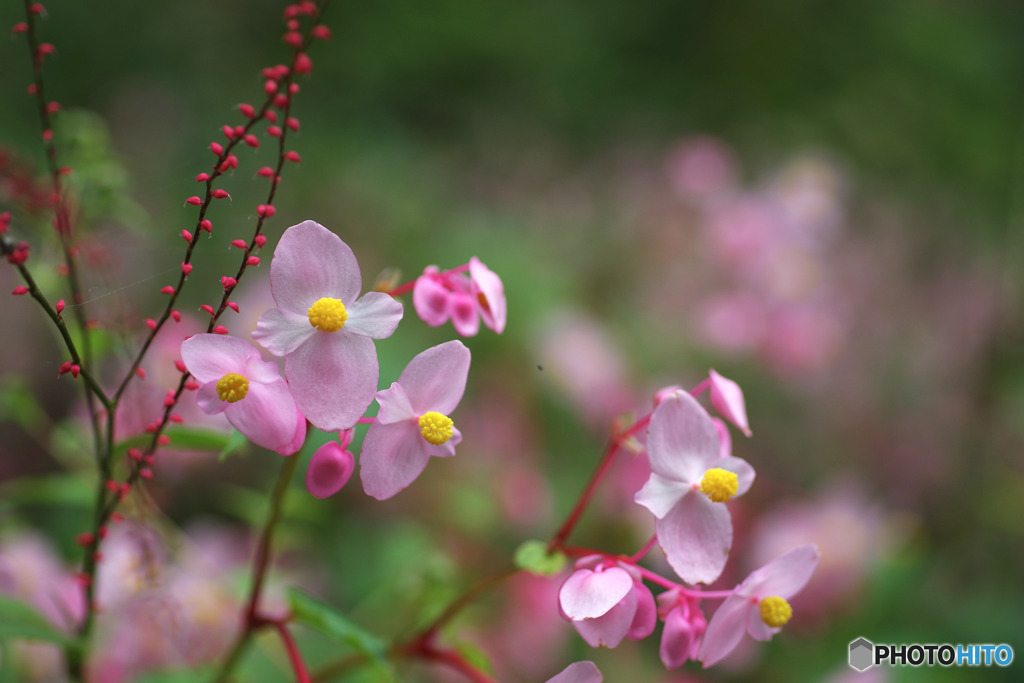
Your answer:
(1, 0), (1023, 681)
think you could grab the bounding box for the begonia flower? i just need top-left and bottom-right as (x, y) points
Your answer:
(698, 544), (820, 667)
(558, 555), (656, 649)
(708, 369), (751, 436)
(180, 334), (305, 455)
(657, 588), (707, 669)
(306, 433), (355, 499)
(544, 660), (602, 683)
(411, 257), (506, 335)
(359, 340), (471, 500)
(634, 390), (755, 584)
(251, 220), (403, 431)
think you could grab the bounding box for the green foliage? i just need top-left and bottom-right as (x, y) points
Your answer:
(288, 589), (395, 681)
(0, 595), (70, 644)
(513, 540), (567, 576)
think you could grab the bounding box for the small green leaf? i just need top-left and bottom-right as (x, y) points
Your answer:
(288, 589), (394, 680)
(218, 429), (250, 462)
(513, 540), (567, 576)
(112, 426), (234, 459)
(0, 595), (71, 644)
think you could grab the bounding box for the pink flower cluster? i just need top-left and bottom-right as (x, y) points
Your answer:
(555, 371), (820, 669)
(177, 220), (499, 501)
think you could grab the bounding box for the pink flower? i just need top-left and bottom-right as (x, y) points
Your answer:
(708, 369), (751, 436)
(634, 390), (755, 584)
(180, 334), (305, 455)
(411, 257), (506, 335)
(698, 544), (820, 667)
(657, 589), (707, 669)
(545, 661), (602, 683)
(359, 340), (471, 500)
(252, 220), (404, 431)
(558, 556), (656, 649)
(306, 435), (355, 499)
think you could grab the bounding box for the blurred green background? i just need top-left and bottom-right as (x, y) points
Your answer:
(2, 0), (1023, 681)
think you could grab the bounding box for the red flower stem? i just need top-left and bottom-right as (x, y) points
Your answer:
(212, 452), (303, 683)
(548, 413), (652, 551)
(268, 618), (312, 683)
(629, 534), (659, 563)
(419, 565), (519, 642)
(413, 645), (500, 683)
(386, 263), (471, 297)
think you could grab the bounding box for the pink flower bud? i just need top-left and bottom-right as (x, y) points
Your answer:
(273, 93), (289, 109)
(12, 286), (29, 295)
(264, 80), (279, 94)
(70, 364), (80, 378)
(185, 196), (202, 206)
(169, 414), (184, 423)
(212, 189), (230, 199)
(12, 22), (29, 33)
(257, 204), (276, 217)
(221, 276), (237, 290)
(46, 101), (60, 114)
(284, 31), (303, 47)
(284, 150), (301, 163)
(136, 368), (146, 379)
(266, 109), (279, 123)
(200, 304), (214, 316)
(227, 154), (239, 169)
(139, 468), (154, 480)
(171, 310), (181, 322)
(267, 125), (282, 137)
(247, 256), (260, 266)
(293, 53), (312, 74)
(160, 286), (174, 295)
(185, 380), (200, 391)
(59, 361), (72, 375)
(287, 19), (300, 30)
(230, 239), (248, 249)
(175, 360), (187, 372)
(222, 125), (235, 139)
(42, 129), (53, 142)
(30, 3), (45, 15)
(244, 134), (259, 147)
(181, 229), (193, 242)
(55, 299), (65, 314)
(213, 325), (229, 335)
(286, 117), (300, 132)
(181, 262), (193, 274)
(239, 103), (256, 118)
(75, 532), (94, 547)
(210, 142), (224, 155)
(288, 83), (300, 95)
(196, 172), (211, 182)
(312, 25), (332, 40)
(146, 319), (157, 330)
(255, 234), (267, 247)
(256, 166), (275, 177)
(200, 219), (213, 233)
(227, 301), (240, 313)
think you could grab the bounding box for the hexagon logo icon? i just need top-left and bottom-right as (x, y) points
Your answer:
(849, 637), (874, 671)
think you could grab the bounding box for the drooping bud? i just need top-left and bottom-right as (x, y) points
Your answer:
(210, 142), (224, 156)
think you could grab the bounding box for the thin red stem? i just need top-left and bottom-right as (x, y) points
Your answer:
(268, 619), (312, 683)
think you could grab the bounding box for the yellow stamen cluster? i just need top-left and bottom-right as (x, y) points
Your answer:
(308, 297), (348, 332)
(699, 467), (739, 503)
(216, 373), (250, 403)
(759, 596), (792, 628)
(418, 411), (454, 445)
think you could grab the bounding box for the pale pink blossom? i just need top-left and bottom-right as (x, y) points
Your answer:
(657, 588), (706, 669)
(180, 334), (305, 455)
(411, 258), (506, 335)
(359, 340), (471, 500)
(545, 660), (602, 683)
(306, 436), (355, 499)
(252, 220), (403, 431)
(698, 544), (820, 667)
(558, 555), (656, 649)
(634, 391), (755, 584)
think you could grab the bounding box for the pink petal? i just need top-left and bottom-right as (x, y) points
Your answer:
(647, 391), (720, 484)
(559, 566), (634, 620)
(345, 292), (404, 339)
(746, 606), (778, 642)
(709, 369), (751, 436)
(449, 290), (480, 336)
(697, 594), (750, 667)
(469, 256), (506, 334)
(396, 340), (471, 415)
(625, 581), (656, 641)
(743, 543), (820, 599)
(358, 421), (430, 500)
(225, 379), (305, 453)
(286, 332), (378, 432)
(196, 382), (228, 415)
(180, 334), (255, 382)
(544, 661), (602, 683)
(277, 404), (307, 456)
(712, 417), (732, 458)
(252, 308), (316, 356)
(425, 425), (460, 458)
(572, 586), (638, 648)
(375, 382), (416, 425)
(634, 473), (689, 520)
(660, 606), (703, 669)
(269, 220), (361, 314)
(656, 492), (733, 585)
(306, 441), (355, 498)
(244, 354), (289, 385)
(412, 272), (452, 327)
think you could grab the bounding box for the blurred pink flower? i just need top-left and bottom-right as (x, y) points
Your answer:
(252, 220), (403, 431)
(360, 340), (471, 500)
(180, 334), (305, 455)
(634, 391), (755, 584)
(559, 555), (655, 648)
(698, 544), (820, 667)
(665, 136), (737, 198)
(411, 257), (506, 336)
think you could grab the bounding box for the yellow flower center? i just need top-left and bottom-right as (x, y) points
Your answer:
(307, 297), (348, 332)
(216, 373), (249, 403)
(759, 596), (792, 628)
(418, 411), (454, 445)
(699, 467), (739, 503)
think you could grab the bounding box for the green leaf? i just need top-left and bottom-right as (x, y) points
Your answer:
(218, 429), (250, 462)
(288, 589), (394, 680)
(133, 668), (213, 683)
(112, 426), (234, 459)
(0, 595), (71, 644)
(0, 474), (93, 508)
(513, 540), (567, 576)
